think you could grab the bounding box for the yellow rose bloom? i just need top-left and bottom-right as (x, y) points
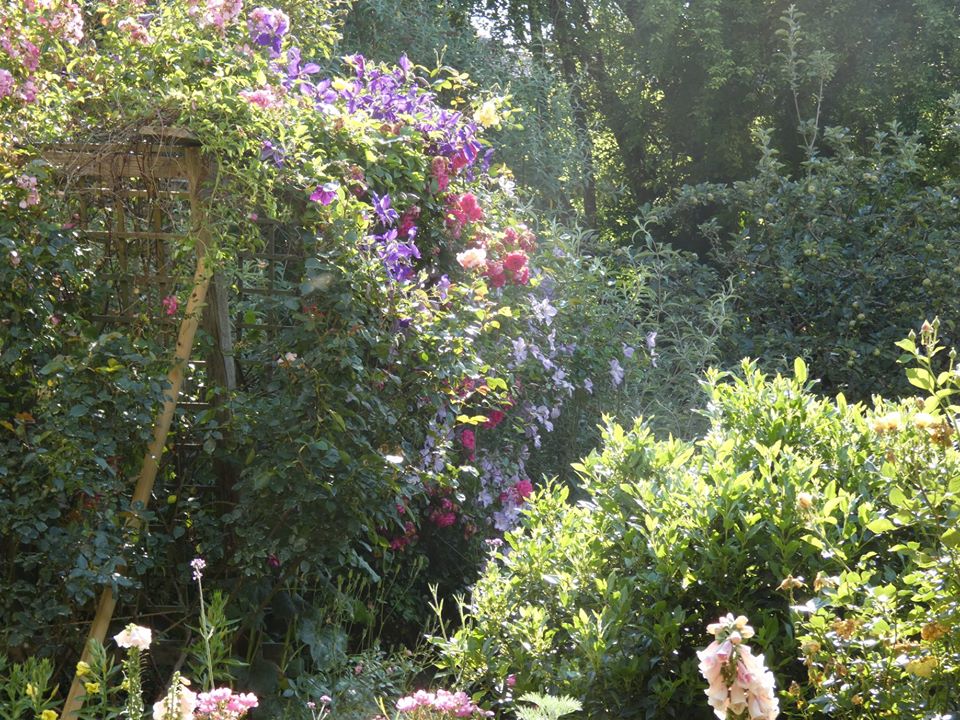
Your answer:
(41, 710), (59, 720)
(474, 100), (500, 128)
(83, 682), (100, 695)
(905, 655), (938, 678)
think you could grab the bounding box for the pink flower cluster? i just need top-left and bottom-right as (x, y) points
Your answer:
(697, 614), (779, 720)
(429, 497), (459, 528)
(396, 689), (492, 718)
(195, 688), (259, 720)
(16, 175), (39, 208)
(187, 0), (244, 31)
(388, 520), (418, 551)
(431, 157), (451, 192)
(0, 1), (84, 105)
(118, 17), (152, 45)
(445, 193), (484, 239)
(29, 0), (84, 44)
(456, 223), (535, 288)
(239, 86), (284, 109)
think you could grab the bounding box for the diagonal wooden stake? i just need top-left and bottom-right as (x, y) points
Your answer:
(62, 147), (212, 719)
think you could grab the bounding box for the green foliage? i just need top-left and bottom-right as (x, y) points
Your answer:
(530, 223), (731, 462)
(789, 321), (960, 718)
(188, 589), (241, 691)
(514, 692), (582, 720)
(0, 219), (172, 653)
(0, 655), (60, 720)
(648, 103), (960, 400)
(434, 352), (960, 718)
(470, 0), (960, 237)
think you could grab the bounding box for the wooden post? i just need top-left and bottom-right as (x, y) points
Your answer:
(62, 146), (213, 719)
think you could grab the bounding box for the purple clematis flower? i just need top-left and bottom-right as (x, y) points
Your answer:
(260, 140), (285, 167)
(282, 47), (321, 93)
(248, 7), (290, 58)
(371, 191), (399, 226)
(310, 181), (339, 205)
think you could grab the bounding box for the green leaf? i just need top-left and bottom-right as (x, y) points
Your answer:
(941, 527), (960, 547)
(888, 486), (908, 508)
(866, 518), (895, 534)
(793, 357), (807, 383)
(906, 367), (935, 392)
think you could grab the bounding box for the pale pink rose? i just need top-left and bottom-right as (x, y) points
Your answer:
(456, 247), (487, 270)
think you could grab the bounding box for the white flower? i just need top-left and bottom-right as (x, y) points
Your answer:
(153, 684), (197, 720)
(113, 623), (152, 650)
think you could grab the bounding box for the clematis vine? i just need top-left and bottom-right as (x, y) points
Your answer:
(247, 6), (288, 57)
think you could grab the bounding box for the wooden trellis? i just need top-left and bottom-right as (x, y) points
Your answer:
(42, 127), (227, 719)
(40, 126), (313, 717)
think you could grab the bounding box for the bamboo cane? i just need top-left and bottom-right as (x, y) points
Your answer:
(62, 147), (212, 718)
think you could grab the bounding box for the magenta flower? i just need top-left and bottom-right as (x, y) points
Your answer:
(514, 479), (534, 500)
(195, 687), (259, 720)
(503, 251), (528, 272)
(310, 182), (339, 205)
(162, 295), (179, 316)
(461, 429), (476, 451)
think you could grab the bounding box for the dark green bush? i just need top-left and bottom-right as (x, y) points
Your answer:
(434, 356), (960, 718)
(646, 98), (960, 401)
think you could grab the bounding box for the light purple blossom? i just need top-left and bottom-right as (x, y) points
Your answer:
(610, 358), (624, 387)
(530, 297), (557, 326)
(260, 139), (285, 167)
(622, 343), (635, 359)
(583, 377), (593, 394)
(436, 274), (451, 300)
(512, 337), (528, 364)
(190, 557), (206, 581)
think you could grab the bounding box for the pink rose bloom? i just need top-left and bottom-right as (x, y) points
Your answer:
(239, 87), (283, 109)
(514, 479), (534, 499)
(483, 409), (506, 429)
(503, 251), (528, 272)
(456, 247), (487, 270)
(485, 261), (506, 288)
(458, 193), (484, 222)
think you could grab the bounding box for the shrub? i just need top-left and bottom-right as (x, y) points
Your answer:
(791, 321), (960, 718)
(433, 350), (960, 718)
(646, 98), (960, 401)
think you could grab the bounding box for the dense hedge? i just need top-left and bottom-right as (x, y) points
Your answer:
(435, 350), (960, 718)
